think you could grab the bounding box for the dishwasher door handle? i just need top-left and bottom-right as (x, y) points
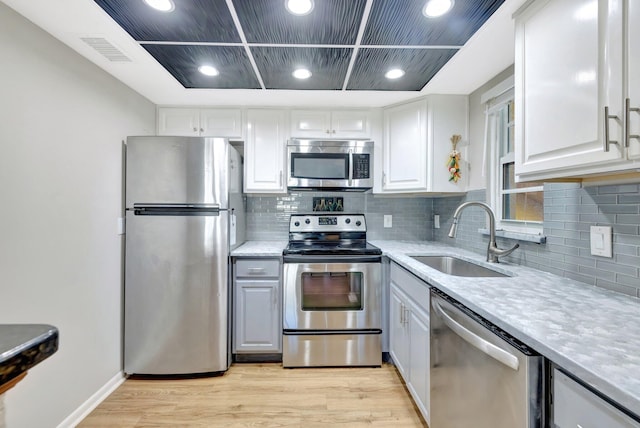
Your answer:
(432, 299), (520, 371)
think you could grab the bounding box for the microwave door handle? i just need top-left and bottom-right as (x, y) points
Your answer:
(348, 149), (353, 186)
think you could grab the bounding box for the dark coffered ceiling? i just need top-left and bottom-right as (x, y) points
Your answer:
(93, 0), (505, 91)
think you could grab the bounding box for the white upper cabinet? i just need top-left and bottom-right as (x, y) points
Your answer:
(157, 108), (200, 136)
(379, 96), (468, 194)
(515, 0), (640, 181)
(158, 107), (243, 138)
(628, 0), (640, 161)
(290, 109), (371, 138)
(244, 109), (287, 194)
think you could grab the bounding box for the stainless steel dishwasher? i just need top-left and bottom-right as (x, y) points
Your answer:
(430, 289), (544, 428)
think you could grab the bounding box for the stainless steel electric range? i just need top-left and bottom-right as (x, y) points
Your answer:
(282, 213), (382, 367)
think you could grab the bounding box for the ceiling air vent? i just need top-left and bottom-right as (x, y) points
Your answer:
(80, 37), (131, 62)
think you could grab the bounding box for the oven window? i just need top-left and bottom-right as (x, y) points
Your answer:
(301, 272), (363, 310)
(291, 153), (348, 179)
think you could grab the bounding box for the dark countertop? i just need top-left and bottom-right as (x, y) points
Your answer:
(0, 324), (59, 389)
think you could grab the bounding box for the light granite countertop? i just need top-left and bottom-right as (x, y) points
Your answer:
(231, 241), (287, 257)
(230, 239), (640, 417)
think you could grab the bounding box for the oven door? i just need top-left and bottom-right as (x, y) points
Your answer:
(283, 260), (381, 331)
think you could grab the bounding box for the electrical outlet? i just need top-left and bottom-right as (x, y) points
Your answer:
(434, 214), (440, 229)
(384, 215), (393, 228)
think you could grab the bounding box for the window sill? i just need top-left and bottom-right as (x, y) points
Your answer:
(479, 228), (546, 244)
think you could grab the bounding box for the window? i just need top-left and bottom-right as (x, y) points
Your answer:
(485, 79), (543, 235)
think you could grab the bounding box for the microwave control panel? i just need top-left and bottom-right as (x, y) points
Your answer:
(353, 154), (370, 179)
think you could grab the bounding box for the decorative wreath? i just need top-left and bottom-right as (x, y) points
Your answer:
(447, 135), (462, 183)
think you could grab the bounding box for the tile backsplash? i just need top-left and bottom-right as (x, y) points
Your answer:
(246, 192), (432, 241)
(246, 183), (639, 297)
(433, 183), (640, 297)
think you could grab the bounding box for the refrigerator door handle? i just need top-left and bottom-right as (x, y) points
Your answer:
(132, 203), (221, 216)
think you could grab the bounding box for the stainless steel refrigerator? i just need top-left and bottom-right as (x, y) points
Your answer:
(124, 136), (245, 375)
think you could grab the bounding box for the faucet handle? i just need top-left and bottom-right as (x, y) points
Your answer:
(490, 243), (520, 260)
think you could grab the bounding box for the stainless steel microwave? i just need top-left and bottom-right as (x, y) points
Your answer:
(287, 139), (374, 191)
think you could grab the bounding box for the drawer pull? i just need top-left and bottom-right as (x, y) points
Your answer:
(247, 268), (266, 275)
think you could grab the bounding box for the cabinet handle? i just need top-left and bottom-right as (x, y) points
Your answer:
(279, 170), (283, 187)
(331, 130), (336, 134)
(200, 128), (204, 133)
(400, 303), (404, 324)
(625, 98), (640, 148)
(404, 308), (410, 325)
(325, 129), (331, 134)
(193, 127), (197, 132)
(247, 268), (266, 275)
(604, 106), (620, 152)
(382, 172), (387, 186)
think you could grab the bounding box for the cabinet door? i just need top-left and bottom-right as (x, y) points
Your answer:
(157, 108), (200, 136)
(628, 0), (640, 160)
(244, 110), (287, 193)
(234, 280), (281, 353)
(290, 110), (332, 137)
(408, 305), (430, 423)
(382, 100), (428, 192)
(553, 369), (640, 428)
(331, 110), (371, 138)
(200, 109), (243, 138)
(389, 284), (410, 378)
(515, 0), (624, 181)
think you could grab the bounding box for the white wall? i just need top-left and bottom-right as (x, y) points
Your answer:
(0, 3), (155, 427)
(465, 65), (514, 191)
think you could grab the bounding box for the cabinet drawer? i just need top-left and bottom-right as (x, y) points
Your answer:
(235, 259), (280, 278)
(390, 262), (430, 314)
(553, 368), (640, 428)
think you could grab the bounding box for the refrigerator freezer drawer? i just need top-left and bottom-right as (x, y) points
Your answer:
(124, 211), (229, 375)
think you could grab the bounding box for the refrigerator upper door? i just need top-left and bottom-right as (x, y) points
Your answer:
(126, 136), (229, 208)
(124, 210), (229, 375)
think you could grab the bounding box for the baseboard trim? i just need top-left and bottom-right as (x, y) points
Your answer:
(57, 371), (126, 428)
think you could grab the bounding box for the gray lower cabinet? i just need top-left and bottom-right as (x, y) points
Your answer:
(553, 368), (640, 428)
(389, 262), (430, 424)
(233, 258), (282, 354)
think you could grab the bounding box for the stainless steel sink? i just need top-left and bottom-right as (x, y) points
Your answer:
(410, 256), (510, 278)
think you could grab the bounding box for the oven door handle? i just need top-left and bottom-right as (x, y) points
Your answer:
(348, 149), (353, 186)
(432, 298), (519, 371)
(283, 255), (382, 264)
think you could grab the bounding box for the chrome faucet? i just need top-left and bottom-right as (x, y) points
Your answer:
(448, 201), (519, 263)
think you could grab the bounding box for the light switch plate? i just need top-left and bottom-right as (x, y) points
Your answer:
(383, 215), (392, 228)
(434, 214), (440, 229)
(590, 225), (612, 257)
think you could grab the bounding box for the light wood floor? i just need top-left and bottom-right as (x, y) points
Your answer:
(79, 363), (427, 427)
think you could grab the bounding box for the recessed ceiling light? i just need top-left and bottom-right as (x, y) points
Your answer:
(143, 0), (175, 12)
(198, 65), (219, 77)
(285, 0), (314, 16)
(385, 69), (405, 79)
(423, 0), (454, 18)
(292, 68), (312, 79)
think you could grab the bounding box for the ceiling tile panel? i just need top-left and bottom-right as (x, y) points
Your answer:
(362, 0), (505, 46)
(93, 0), (240, 42)
(251, 47), (352, 90)
(347, 48), (458, 91)
(232, 0), (367, 45)
(142, 45), (261, 89)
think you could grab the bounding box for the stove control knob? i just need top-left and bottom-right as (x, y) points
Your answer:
(345, 218), (351, 224)
(305, 218), (311, 225)
(356, 220), (362, 227)
(294, 221), (300, 227)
